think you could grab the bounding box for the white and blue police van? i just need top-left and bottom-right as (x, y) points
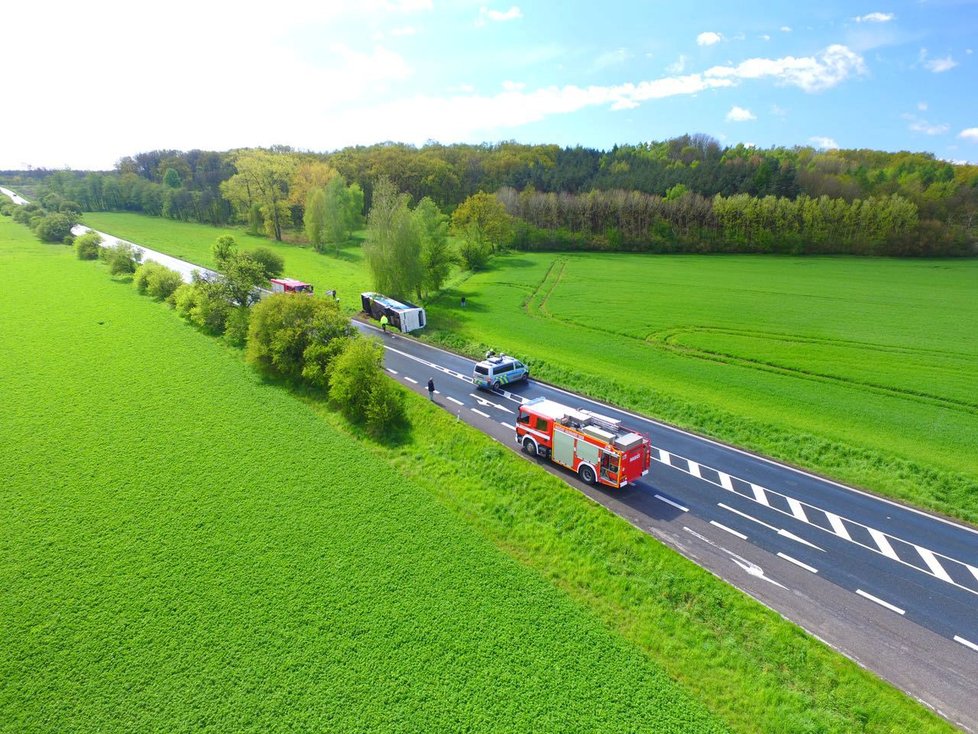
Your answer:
(473, 354), (529, 390)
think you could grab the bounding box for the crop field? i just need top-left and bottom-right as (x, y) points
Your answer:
(0, 220), (725, 732)
(81, 212), (374, 309)
(432, 252), (978, 522)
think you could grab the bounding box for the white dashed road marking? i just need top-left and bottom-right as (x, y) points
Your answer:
(710, 521), (747, 540)
(447, 396), (464, 406)
(856, 589), (905, 615)
(655, 494), (688, 512)
(778, 552), (818, 573)
(471, 408), (490, 418)
(404, 377), (417, 384)
(954, 635), (978, 653)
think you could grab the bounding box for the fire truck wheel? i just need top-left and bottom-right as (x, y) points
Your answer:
(522, 437), (537, 456)
(578, 464), (597, 485)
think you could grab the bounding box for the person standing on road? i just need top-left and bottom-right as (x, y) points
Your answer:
(427, 377), (435, 401)
(380, 314), (389, 333)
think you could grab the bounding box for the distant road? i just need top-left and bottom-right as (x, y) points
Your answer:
(4, 186), (977, 731)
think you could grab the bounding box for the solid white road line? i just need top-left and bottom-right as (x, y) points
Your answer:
(777, 552), (818, 573)
(471, 408), (490, 418)
(915, 546), (954, 583)
(750, 482), (770, 506)
(710, 520), (747, 540)
(404, 377), (418, 384)
(447, 396), (464, 406)
(868, 528), (900, 560)
(655, 494), (689, 512)
(856, 589), (905, 615)
(954, 635), (978, 653)
(825, 511), (852, 541)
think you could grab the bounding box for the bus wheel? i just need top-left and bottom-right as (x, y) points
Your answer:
(522, 437), (537, 456)
(578, 464), (596, 485)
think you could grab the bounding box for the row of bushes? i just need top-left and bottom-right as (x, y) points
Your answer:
(69, 229), (408, 439)
(1, 193), (82, 244)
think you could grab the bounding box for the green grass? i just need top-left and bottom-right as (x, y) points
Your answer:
(1, 217), (958, 733)
(430, 252), (978, 523)
(0, 219), (726, 732)
(69, 215), (978, 522)
(81, 212), (374, 311)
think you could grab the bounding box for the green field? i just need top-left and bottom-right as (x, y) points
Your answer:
(81, 212), (375, 310)
(76, 214), (978, 522)
(432, 252), (978, 522)
(0, 220), (727, 732)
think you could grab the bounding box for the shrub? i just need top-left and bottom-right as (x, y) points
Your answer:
(329, 337), (383, 422)
(364, 375), (408, 438)
(75, 232), (104, 260)
(173, 277), (232, 334)
(246, 293), (353, 381)
(134, 261), (183, 301)
(458, 237), (492, 271)
(223, 306), (251, 347)
(34, 213), (74, 243)
(247, 247), (285, 279)
(103, 242), (143, 275)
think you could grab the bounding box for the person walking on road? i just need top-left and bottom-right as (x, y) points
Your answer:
(380, 314), (389, 333)
(427, 377), (435, 401)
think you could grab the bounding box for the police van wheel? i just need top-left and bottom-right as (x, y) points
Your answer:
(522, 437), (537, 456)
(578, 464), (597, 485)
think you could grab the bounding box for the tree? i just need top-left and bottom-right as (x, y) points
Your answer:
(363, 177), (423, 298)
(451, 191), (514, 253)
(213, 235), (238, 268)
(246, 293), (353, 381)
(247, 247), (285, 279)
(323, 174), (353, 247)
(133, 261), (183, 301)
(220, 149), (298, 240)
(413, 196), (453, 297)
(304, 187), (328, 251)
(220, 255), (267, 307)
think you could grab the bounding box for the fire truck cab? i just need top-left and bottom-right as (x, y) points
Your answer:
(516, 397), (651, 488)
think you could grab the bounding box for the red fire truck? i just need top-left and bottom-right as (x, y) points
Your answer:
(515, 397), (651, 488)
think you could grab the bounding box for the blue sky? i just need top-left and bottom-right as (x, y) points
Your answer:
(3, 0), (977, 170)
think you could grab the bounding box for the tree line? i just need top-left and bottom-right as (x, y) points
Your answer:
(14, 134), (978, 256)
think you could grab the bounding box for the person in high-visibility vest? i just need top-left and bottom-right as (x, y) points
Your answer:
(380, 314), (389, 333)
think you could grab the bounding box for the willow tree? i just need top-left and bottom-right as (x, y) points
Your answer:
(220, 149), (298, 240)
(363, 177), (422, 299)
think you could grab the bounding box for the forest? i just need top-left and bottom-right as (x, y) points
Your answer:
(4, 134), (976, 256)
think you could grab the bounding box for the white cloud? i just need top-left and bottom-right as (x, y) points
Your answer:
(960, 128), (978, 142)
(501, 80), (526, 91)
(809, 136), (839, 150)
(904, 115), (949, 135)
(760, 34), (771, 41)
(770, 103), (788, 117)
(726, 106), (756, 122)
(925, 55), (957, 72)
(917, 101), (928, 111)
(854, 12), (894, 23)
(705, 44), (866, 92)
(697, 32), (723, 46)
(919, 48), (958, 72)
(780, 26), (792, 33)
(478, 5), (522, 24)
(594, 47), (629, 70)
(665, 55), (688, 74)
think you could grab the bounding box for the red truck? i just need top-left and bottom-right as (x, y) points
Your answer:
(516, 397), (651, 488)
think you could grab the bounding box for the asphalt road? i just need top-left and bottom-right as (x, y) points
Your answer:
(358, 322), (978, 733)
